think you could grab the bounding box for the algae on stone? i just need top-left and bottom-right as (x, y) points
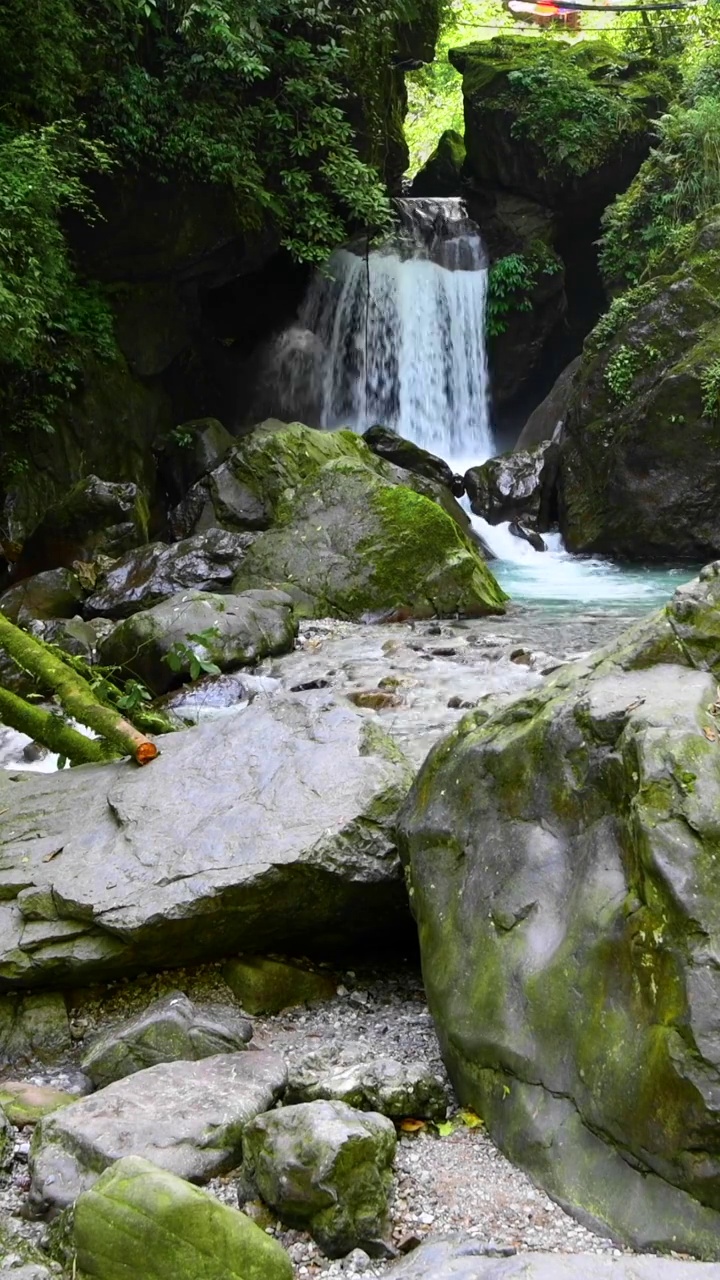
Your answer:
(74, 1155), (293, 1280)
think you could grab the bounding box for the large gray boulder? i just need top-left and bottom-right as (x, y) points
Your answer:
(81, 992), (253, 1088)
(398, 563), (720, 1258)
(30, 1051), (287, 1213)
(515, 356), (580, 451)
(0, 695), (413, 988)
(243, 1100), (396, 1257)
(386, 1239), (720, 1279)
(85, 529), (255, 619)
(73, 1156), (293, 1280)
(97, 587), (296, 692)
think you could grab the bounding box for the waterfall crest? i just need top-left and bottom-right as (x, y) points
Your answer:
(266, 198), (493, 462)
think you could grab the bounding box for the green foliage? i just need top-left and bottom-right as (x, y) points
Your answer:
(0, 122), (116, 480)
(604, 343), (645, 405)
(487, 244), (560, 338)
(164, 627), (222, 680)
(586, 282), (657, 351)
(701, 358), (720, 420)
(600, 26), (720, 287)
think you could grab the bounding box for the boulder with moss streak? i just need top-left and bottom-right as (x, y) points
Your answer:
(559, 216), (720, 559)
(226, 423), (506, 620)
(74, 1155), (293, 1280)
(398, 562), (720, 1258)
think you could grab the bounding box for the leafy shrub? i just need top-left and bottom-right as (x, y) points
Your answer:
(486, 243), (561, 337)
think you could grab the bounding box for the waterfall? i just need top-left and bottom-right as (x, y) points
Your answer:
(266, 198), (494, 462)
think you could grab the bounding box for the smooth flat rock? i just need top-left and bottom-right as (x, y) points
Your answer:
(81, 991), (253, 1087)
(30, 1050), (287, 1213)
(386, 1239), (720, 1278)
(73, 1155), (293, 1280)
(0, 695), (412, 988)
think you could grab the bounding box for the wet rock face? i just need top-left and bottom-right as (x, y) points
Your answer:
(0, 569), (85, 626)
(85, 529), (256, 620)
(398, 563), (720, 1258)
(74, 1156), (294, 1280)
(464, 442), (558, 531)
(10, 476), (149, 580)
(243, 1099), (396, 1257)
(363, 426), (457, 492)
(0, 695), (414, 987)
(559, 220), (720, 559)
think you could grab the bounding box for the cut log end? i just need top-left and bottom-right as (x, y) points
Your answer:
(135, 741), (160, 766)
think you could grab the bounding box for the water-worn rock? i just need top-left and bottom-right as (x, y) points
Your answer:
(159, 418), (237, 509)
(386, 1239), (720, 1279)
(243, 1100), (396, 1257)
(559, 218), (720, 559)
(465, 442), (557, 530)
(0, 696), (413, 987)
(285, 1049), (448, 1120)
(230, 425), (506, 620)
(223, 957), (337, 1015)
(30, 1050), (287, 1213)
(0, 1106), (13, 1165)
(0, 570), (85, 625)
(0, 1082), (75, 1126)
(73, 1155), (293, 1280)
(363, 426), (457, 492)
(97, 587), (296, 692)
(81, 991), (253, 1088)
(0, 993), (71, 1064)
(398, 562), (720, 1257)
(85, 529), (255, 619)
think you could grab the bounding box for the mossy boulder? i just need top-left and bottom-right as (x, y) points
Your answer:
(223, 956), (337, 1015)
(243, 1100), (396, 1257)
(0, 1082), (76, 1126)
(398, 562), (720, 1257)
(559, 217), (720, 559)
(411, 129), (466, 197)
(74, 1155), (293, 1280)
(228, 424), (506, 620)
(452, 36), (673, 220)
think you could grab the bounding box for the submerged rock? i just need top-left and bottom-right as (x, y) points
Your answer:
(81, 991), (253, 1088)
(398, 563), (720, 1257)
(0, 696), (414, 987)
(74, 1155), (293, 1280)
(243, 1099), (396, 1257)
(98, 587), (296, 692)
(30, 1051), (287, 1213)
(85, 529), (255, 619)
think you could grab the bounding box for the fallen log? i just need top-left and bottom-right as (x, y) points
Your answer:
(0, 686), (112, 767)
(0, 613), (159, 765)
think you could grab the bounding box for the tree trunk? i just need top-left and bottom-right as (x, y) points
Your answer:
(0, 686), (113, 767)
(0, 614), (159, 765)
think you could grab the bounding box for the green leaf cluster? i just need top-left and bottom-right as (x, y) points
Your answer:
(486, 243), (561, 338)
(0, 0), (433, 481)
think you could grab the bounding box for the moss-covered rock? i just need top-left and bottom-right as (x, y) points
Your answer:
(228, 425), (506, 620)
(452, 36), (673, 217)
(74, 1155), (293, 1280)
(410, 129), (466, 197)
(0, 1082), (76, 1126)
(559, 216), (720, 559)
(398, 562), (720, 1257)
(223, 956), (337, 1015)
(243, 1100), (396, 1257)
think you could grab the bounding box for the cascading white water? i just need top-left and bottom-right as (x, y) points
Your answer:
(296, 197), (493, 459)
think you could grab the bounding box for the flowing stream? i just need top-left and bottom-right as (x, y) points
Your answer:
(289, 196), (696, 612)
